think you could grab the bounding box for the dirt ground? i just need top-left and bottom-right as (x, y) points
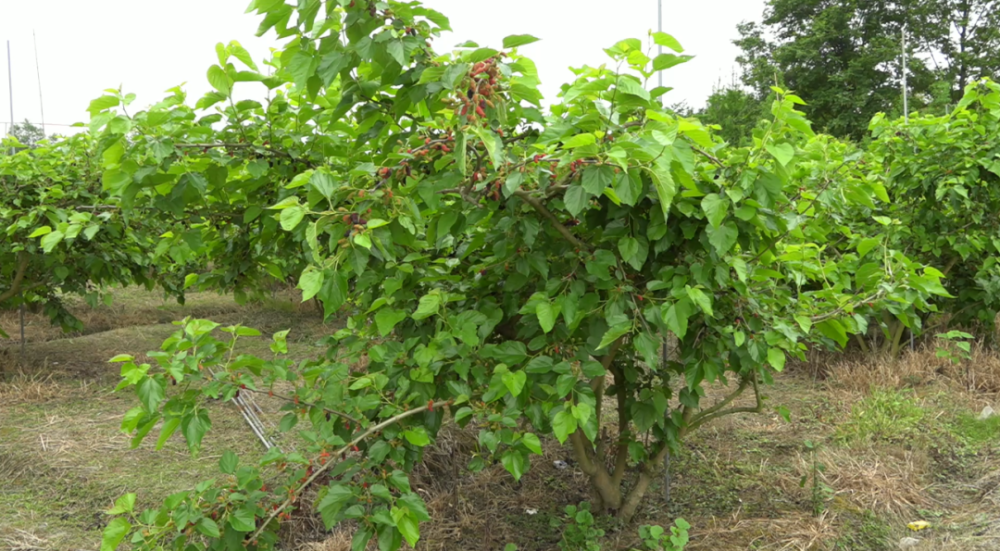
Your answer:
(2, 288), (998, 550)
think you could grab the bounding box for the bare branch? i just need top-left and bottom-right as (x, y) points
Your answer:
(250, 400), (452, 541)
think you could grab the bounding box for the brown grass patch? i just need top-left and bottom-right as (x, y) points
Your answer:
(803, 344), (1000, 397)
(818, 447), (934, 518)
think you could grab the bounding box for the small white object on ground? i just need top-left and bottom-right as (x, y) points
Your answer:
(979, 405), (995, 420)
(553, 460), (569, 469)
(899, 536), (921, 549)
(525, 508), (538, 515)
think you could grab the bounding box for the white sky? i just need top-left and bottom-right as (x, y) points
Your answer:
(0, 0), (764, 135)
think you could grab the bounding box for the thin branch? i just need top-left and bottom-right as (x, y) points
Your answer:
(809, 290), (884, 324)
(0, 252), (30, 304)
(513, 190), (590, 251)
(250, 400), (452, 541)
(685, 373), (763, 434)
(692, 145), (724, 168)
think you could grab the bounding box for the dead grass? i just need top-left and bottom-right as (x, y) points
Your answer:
(805, 343), (1000, 398)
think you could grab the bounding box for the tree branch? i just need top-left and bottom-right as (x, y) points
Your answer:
(684, 373), (763, 435)
(513, 190), (590, 251)
(0, 252), (30, 304)
(249, 400), (452, 541)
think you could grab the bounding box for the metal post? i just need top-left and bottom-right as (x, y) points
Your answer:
(33, 31), (44, 135)
(7, 41), (24, 358)
(6, 41), (12, 131)
(901, 26), (909, 124)
(657, 0), (663, 95)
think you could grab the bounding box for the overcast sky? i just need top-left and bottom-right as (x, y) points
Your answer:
(0, 0), (764, 135)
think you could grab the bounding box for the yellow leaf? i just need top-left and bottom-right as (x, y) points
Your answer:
(907, 520), (930, 531)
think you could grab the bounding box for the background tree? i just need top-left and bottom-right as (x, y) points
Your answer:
(724, 0), (1000, 140)
(8, 119), (46, 149)
(920, 0), (1000, 103)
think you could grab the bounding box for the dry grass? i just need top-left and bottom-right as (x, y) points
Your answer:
(804, 343), (1000, 398)
(819, 446), (934, 518)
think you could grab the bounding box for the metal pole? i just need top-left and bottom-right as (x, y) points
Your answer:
(7, 41), (24, 358)
(6, 41), (12, 132)
(657, 0), (663, 91)
(33, 31), (44, 135)
(901, 26), (909, 124)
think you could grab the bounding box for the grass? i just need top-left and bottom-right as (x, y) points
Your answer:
(2, 289), (1000, 550)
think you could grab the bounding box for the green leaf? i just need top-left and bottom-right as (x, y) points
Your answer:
(686, 286), (713, 317)
(317, 485), (354, 529)
(562, 133), (596, 149)
(387, 40), (406, 65)
(412, 292), (442, 320)
(857, 237), (880, 259)
(298, 268), (324, 302)
(403, 427), (431, 447)
(767, 348), (786, 371)
(88, 95), (119, 116)
(375, 308), (407, 337)
(100, 517), (131, 551)
(765, 142), (794, 166)
(502, 370), (527, 397)
(701, 193), (728, 228)
(597, 323), (631, 350)
(617, 77), (650, 101)
(618, 236), (639, 265)
(552, 409), (578, 444)
(817, 319), (848, 347)
(280, 206), (306, 231)
(582, 166), (614, 196)
(521, 433), (543, 454)
(40, 230), (64, 253)
(396, 514), (420, 548)
(652, 53), (693, 71)
(707, 222), (739, 255)
(473, 127), (505, 168)
(137, 376), (165, 413)
(536, 301), (556, 333)
(501, 450), (527, 481)
(219, 450), (238, 474)
(662, 299), (691, 339)
(106, 493), (137, 515)
(229, 506), (256, 532)
(645, 164), (677, 221)
(652, 32), (684, 52)
(207, 64), (232, 96)
(564, 185), (588, 217)
(196, 517), (221, 538)
(28, 226), (52, 238)
(503, 34), (541, 48)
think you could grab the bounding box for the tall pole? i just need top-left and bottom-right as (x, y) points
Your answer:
(6, 41), (13, 133)
(657, 0), (663, 91)
(32, 31), (44, 135)
(901, 25), (909, 124)
(7, 40), (24, 358)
